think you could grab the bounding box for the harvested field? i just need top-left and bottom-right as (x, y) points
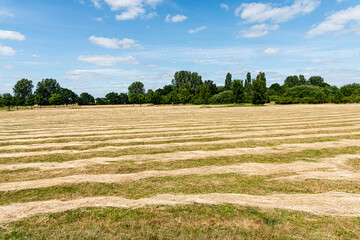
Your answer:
(2, 104), (360, 239)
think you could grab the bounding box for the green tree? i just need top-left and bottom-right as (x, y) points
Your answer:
(340, 83), (360, 97)
(35, 95), (46, 106)
(253, 72), (267, 105)
(95, 98), (107, 105)
(225, 73), (232, 90)
(204, 80), (218, 95)
(128, 93), (138, 105)
(13, 78), (33, 103)
(79, 92), (95, 105)
(25, 94), (35, 108)
(12, 96), (23, 109)
(232, 80), (244, 103)
(179, 88), (192, 104)
(2, 93), (13, 111)
(49, 93), (62, 106)
(194, 84), (211, 104)
(152, 91), (162, 105)
(145, 89), (154, 104)
(308, 76), (325, 87)
(137, 94), (145, 106)
(284, 75), (300, 87)
(299, 75), (307, 85)
(165, 91), (179, 104)
(244, 72), (253, 103)
(35, 78), (61, 105)
(59, 88), (78, 105)
(172, 71), (203, 92)
(128, 81), (145, 95)
(105, 92), (121, 104)
(119, 93), (129, 104)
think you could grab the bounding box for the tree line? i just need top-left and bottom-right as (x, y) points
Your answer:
(0, 71), (359, 109)
(0, 71), (267, 109)
(269, 75), (360, 104)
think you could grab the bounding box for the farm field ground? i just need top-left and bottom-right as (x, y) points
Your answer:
(1, 104), (360, 239)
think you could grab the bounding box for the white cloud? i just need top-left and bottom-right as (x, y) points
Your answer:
(264, 48), (280, 54)
(0, 30), (25, 41)
(94, 17), (103, 21)
(220, 3), (229, 11)
(32, 54), (39, 58)
(102, 0), (162, 20)
(0, 45), (16, 56)
(88, 36), (143, 49)
(307, 5), (360, 38)
(236, 0), (320, 23)
(91, 0), (102, 8)
(116, 6), (145, 20)
(241, 24), (279, 38)
(188, 26), (207, 34)
(78, 55), (140, 66)
(165, 14), (187, 23)
(0, 10), (14, 17)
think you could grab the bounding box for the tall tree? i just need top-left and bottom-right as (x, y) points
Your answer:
(204, 80), (218, 95)
(13, 78), (33, 103)
(244, 72), (253, 103)
(128, 81), (145, 95)
(35, 78), (61, 105)
(232, 80), (244, 103)
(225, 73), (232, 90)
(253, 72), (267, 105)
(172, 71), (203, 92)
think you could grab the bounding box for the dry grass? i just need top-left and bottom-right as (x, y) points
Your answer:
(2, 104), (360, 239)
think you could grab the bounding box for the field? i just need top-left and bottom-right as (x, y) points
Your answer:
(1, 104), (360, 239)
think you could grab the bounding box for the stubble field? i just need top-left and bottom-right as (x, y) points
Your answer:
(1, 104), (360, 239)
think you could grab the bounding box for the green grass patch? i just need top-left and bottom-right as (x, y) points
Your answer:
(1, 203), (360, 239)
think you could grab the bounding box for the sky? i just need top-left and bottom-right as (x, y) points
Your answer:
(0, 0), (359, 97)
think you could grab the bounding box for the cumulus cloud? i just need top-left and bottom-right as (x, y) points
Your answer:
(236, 0), (320, 23)
(116, 7), (145, 20)
(264, 48), (280, 54)
(88, 36), (143, 49)
(236, 0), (320, 37)
(0, 30), (25, 41)
(188, 26), (207, 34)
(220, 3), (229, 11)
(306, 4), (360, 38)
(102, 0), (162, 20)
(0, 45), (16, 56)
(165, 14), (187, 23)
(241, 24), (279, 38)
(91, 0), (102, 8)
(78, 55), (140, 66)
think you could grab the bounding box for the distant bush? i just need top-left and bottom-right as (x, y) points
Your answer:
(209, 91), (234, 104)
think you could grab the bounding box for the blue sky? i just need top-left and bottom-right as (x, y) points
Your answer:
(0, 0), (359, 97)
